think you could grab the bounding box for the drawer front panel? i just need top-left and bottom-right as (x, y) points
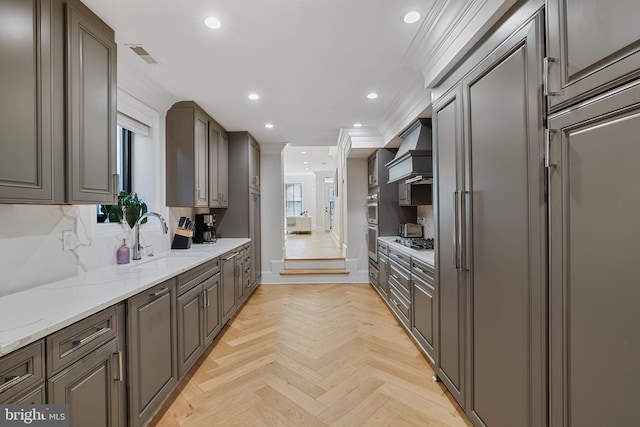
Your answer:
(47, 305), (119, 375)
(389, 287), (410, 328)
(411, 258), (434, 284)
(389, 262), (410, 295)
(177, 258), (220, 295)
(0, 340), (45, 404)
(389, 247), (410, 269)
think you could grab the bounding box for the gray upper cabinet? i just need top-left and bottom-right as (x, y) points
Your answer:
(548, 78), (640, 427)
(0, 0), (59, 202)
(127, 279), (177, 427)
(0, 0), (116, 204)
(248, 138), (260, 190)
(367, 152), (379, 188)
(433, 2), (546, 425)
(66, 0), (117, 204)
(166, 102), (209, 207)
(547, 0), (640, 112)
(208, 123), (229, 208)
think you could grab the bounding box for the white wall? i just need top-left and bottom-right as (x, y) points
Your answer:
(346, 158), (369, 274)
(260, 145), (286, 279)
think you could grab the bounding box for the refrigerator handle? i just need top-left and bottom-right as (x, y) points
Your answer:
(462, 191), (471, 271)
(453, 192), (460, 269)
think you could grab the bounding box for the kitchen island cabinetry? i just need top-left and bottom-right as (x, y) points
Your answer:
(0, 340), (45, 404)
(0, 0), (117, 205)
(546, 0), (640, 113)
(47, 304), (126, 427)
(127, 279), (178, 427)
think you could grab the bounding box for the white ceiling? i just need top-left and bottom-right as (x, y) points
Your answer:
(81, 0), (437, 149)
(283, 145), (337, 176)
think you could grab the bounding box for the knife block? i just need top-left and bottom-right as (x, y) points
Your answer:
(171, 228), (192, 249)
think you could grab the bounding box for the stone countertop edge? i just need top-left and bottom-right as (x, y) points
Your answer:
(377, 236), (435, 267)
(0, 238), (250, 357)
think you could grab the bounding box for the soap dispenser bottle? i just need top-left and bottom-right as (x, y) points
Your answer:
(117, 239), (130, 264)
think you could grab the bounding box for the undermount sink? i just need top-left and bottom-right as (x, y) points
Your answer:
(129, 255), (200, 271)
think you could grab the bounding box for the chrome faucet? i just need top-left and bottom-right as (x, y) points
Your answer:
(132, 212), (168, 260)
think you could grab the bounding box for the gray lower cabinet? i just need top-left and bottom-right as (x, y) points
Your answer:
(221, 251), (238, 324)
(548, 78), (640, 427)
(203, 273), (221, 346)
(176, 284), (205, 380)
(546, 0), (640, 112)
(433, 3), (546, 426)
(47, 304), (126, 427)
(0, 0), (117, 204)
(0, 340), (45, 404)
(127, 279), (177, 427)
(387, 247), (411, 329)
(411, 258), (435, 362)
(48, 339), (123, 427)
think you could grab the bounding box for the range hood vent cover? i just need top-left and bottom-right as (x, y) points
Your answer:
(385, 118), (433, 184)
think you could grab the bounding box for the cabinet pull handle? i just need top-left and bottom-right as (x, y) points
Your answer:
(222, 253), (237, 261)
(462, 191), (471, 272)
(113, 351), (124, 381)
(149, 287), (170, 297)
(0, 374), (30, 394)
(453, 192), (460, 269)
(73, 327), (110, 347)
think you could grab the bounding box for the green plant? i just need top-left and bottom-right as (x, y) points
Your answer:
(101, 192), (148, 228)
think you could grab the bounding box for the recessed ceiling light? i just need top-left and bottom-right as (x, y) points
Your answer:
(248, 93), (260, 100)
(303, 161), (308, 165)
(204, 16), (221, 29)
(353, 123), (362, 128)
(305, 168), (309, 171)
(403, 11), (421, 24)
(301, 151), (307, 155)
(265, 123), (274, 128)
(367, 92), (378, 99)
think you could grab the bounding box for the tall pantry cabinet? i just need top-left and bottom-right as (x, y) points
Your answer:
(215, 132), (261, 285)
(546, 1), (640, 426)
(432, 1), (547, 426)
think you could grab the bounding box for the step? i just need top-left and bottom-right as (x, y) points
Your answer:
(283, 257), (346, 270)
(280, 268), (349, 276)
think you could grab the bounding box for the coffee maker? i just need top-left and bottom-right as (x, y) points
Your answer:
(194, 213), (216, 243)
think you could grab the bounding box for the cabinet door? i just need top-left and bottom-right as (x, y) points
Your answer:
(463, 13), (546, 427)
(208, 123), (221, 207)
(248, 138), (260, 189)
(48, 339), (123, 427)
(221, 253), (237, 324)
(547, 0), (640, 112)
(412, 280), (434, 359)
(235, 257), (245, 304)
(219, 132), (229, 207)
(250, 189), (261, 283)
(433, 85), (465, 409)
(194, 111), (208, 207)
(203, 273), (221, 345)
(66, 0), (117, 204)
(127, 280), (177, 427)
(549, 80), (640, 427)
(0, 0), (59, 202)
(176, 284), (203, 380)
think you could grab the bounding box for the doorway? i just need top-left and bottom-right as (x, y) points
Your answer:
(283, 145), (341, 260)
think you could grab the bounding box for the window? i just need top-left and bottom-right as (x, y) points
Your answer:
(285, 183), (303, 217)
(117, 126), (133, 193)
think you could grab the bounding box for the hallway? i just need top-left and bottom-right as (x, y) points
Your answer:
(154, 284), (471, 426)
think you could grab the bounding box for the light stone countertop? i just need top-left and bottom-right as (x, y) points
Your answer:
(0, 238), (249, 356)
(378, 236), (435, 267)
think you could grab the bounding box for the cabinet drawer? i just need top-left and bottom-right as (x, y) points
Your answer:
(0, 340), (45, 404)
(377, 241), (388, 256)
(47, 305), (119, 375)
(177, 258), (220, 295)
(411, 258), (434, 284)
(368, 261), (379, 286)
(389, 247), (410, 269)
(389, 262), (410, 296)
(389, 287), (410, 328)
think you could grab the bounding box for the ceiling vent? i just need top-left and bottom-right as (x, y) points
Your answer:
(127, 45), (158, 64)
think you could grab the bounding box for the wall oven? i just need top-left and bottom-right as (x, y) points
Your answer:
(367, 224), (378, 260)
(366, 191), (379, 225)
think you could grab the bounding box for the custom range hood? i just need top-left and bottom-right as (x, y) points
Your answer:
(385, 118), (433, 184)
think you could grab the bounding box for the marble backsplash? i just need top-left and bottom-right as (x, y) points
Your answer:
(0, 204), (201, 297)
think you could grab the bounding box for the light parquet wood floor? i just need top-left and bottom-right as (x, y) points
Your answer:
(153, 284), (472, 427)
(284, 231), (342, 259)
